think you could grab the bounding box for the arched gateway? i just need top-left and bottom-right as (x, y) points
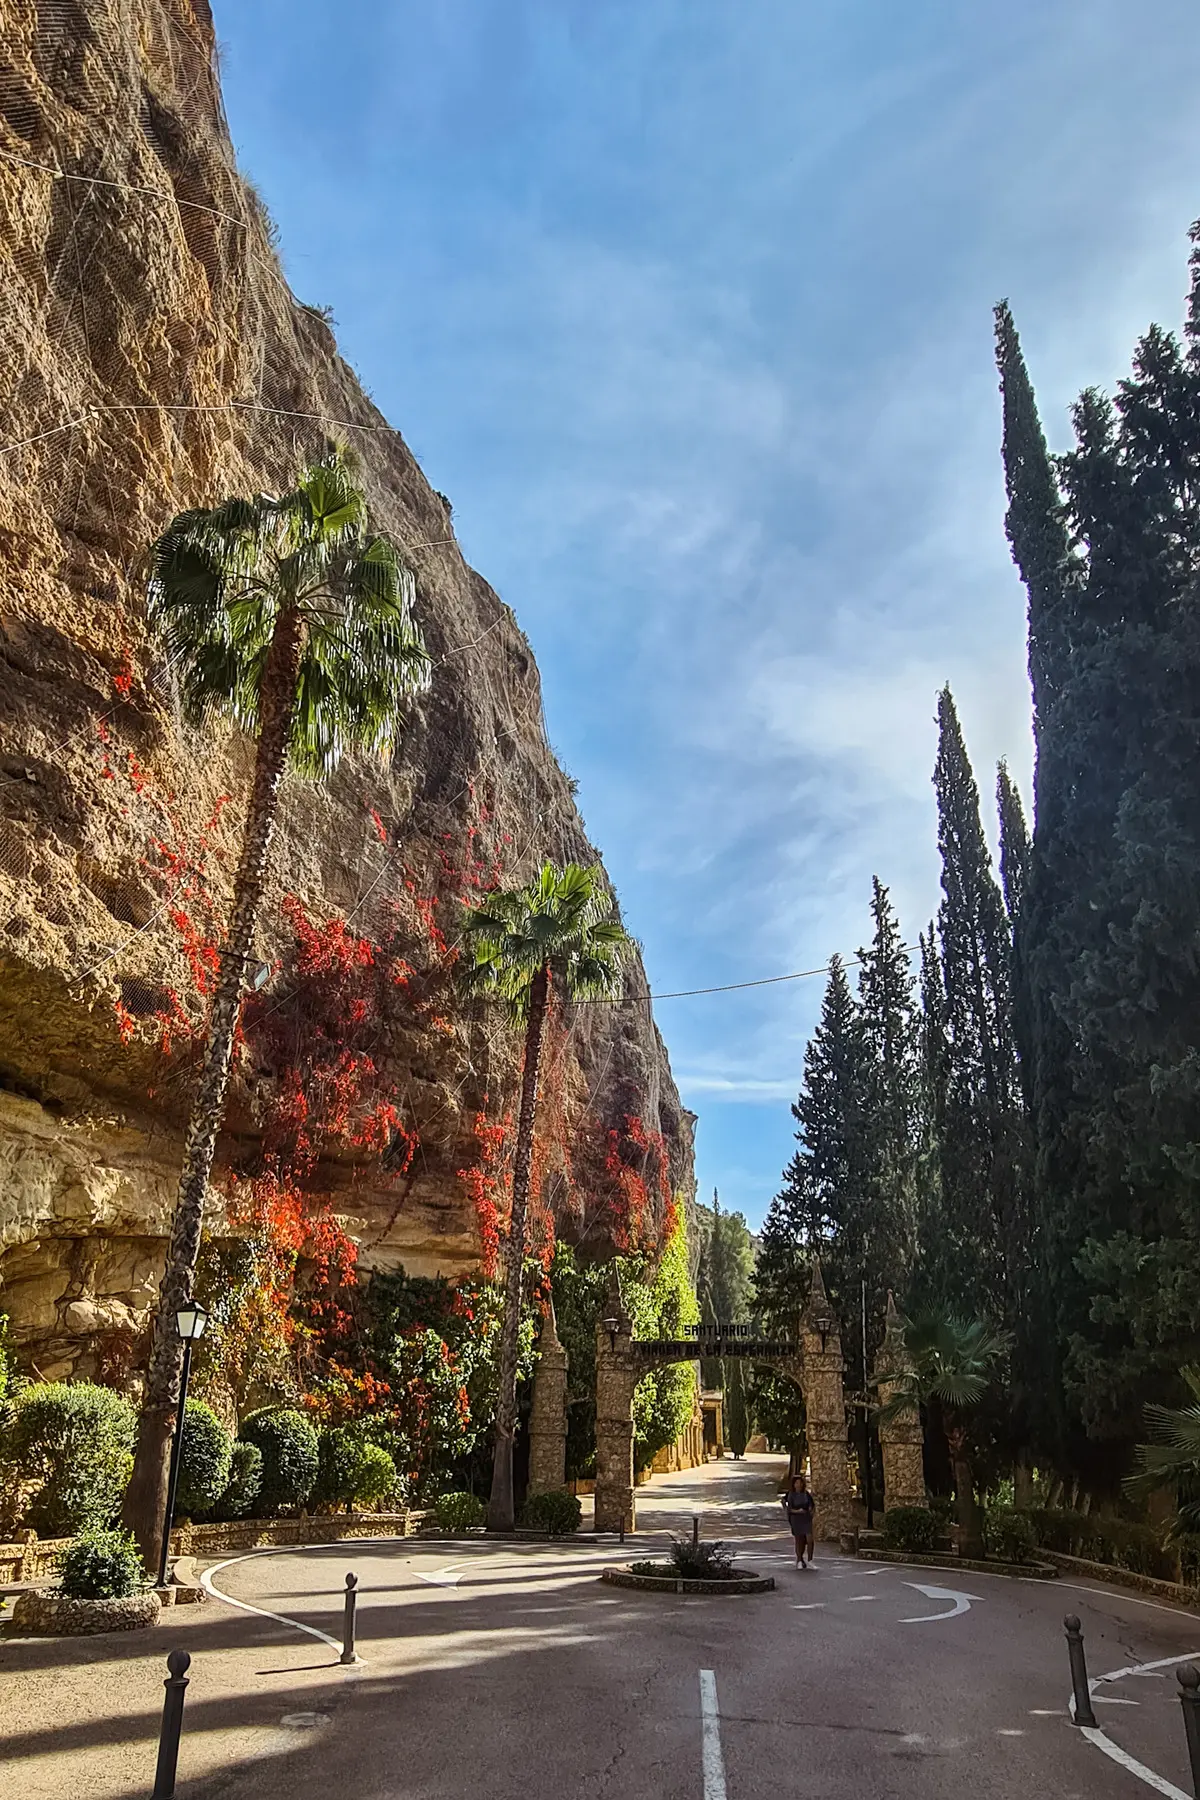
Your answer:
(527, 1261), (923, 1541)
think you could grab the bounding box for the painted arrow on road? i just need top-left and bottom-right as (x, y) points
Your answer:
(899, 1582), (981, 1623)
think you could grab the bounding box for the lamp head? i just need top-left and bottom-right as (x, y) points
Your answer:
(175, 1302), (210, 1342)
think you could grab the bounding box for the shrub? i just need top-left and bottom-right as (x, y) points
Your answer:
(668, 1537), (736, 1579)
(432, 1490), (485, 1531)
(4, 1382), (136, 1535)
(240, 1409), (319, 1514)
(520, 1489), (582, 1536)
(985, 1506), (1037, 1563)
(882, 1506), (939, 1554)
(927, 1494), (956, 1527)
(58, 1527), (145, 1600)
(355, 1444), (397, 1508)
(1024, 1507), (1177, 1579)
(175, 1400), (233, 1520)
(213, 1441), (263, 1520)
(313, 1427), (397, 1512)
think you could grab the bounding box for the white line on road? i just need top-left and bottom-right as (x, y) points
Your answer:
(899, 1582), (979, 1623)
(416, 1564), (470, 1587)
(699, 1670), (728, 1800)
(792, 1602), (825, 1610)
(202, 1551), (345, 1655)
(845, 1595), (878, 1602)
(1070, 1648), (1200, 1800)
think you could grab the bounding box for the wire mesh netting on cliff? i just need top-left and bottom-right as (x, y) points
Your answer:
(0, 1), (693, 1293)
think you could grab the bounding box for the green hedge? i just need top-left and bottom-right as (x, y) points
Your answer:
(1023, 1507), (1181, 1581)
(58, 1527), (145, 1600)
(520, 1490), (582, 1536)
(882, 1506), (938, 1553)
(213, 1441), (263, 1520)
(984, 1506), (1038, 1563)
(313, 1426), (396, 1512)
(240, 1409), (319, 1514)
(175, 1400), (233, 1519)
(432, 1490), (485, 1531)
(3, 1382), (136, 1535)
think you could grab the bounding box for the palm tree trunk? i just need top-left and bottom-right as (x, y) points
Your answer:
(123, 608), (303, 1569)
(945, 1412), (985, 1558)
(487, 963), (550, 1532)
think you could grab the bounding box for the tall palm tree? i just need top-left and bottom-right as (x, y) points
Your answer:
(1125, 1367), (1200, 1534)
(124, 448), (428, 1565)
(460, 862), (629, 1530)
(880, 1309), (1009, 1557)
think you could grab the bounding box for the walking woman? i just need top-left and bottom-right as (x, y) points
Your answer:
(782, 1472), (816, 1566)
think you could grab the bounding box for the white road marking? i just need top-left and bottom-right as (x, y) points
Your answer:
(1069, 1647), (1200, 1800)
(792, 1603), (826, 1610)
(202, 1552), (345, 1655)
(699, 1670), (728, 1800)
(417, 1564), (470, 1588)
(845, 1594), (878, 1602)
(997, 1728), (1025, 1737)
(899, 1582), (979, 1623)
(1094, 1697), (1140, 1706)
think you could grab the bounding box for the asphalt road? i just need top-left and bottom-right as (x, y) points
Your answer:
(4, 1456), (1199, 1799)
(183, 1457), (1200, 1800)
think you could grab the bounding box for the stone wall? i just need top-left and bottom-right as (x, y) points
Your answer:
(0, 0), (694, 1375)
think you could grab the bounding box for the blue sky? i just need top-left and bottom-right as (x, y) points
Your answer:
(215, 0), (1200, 1229)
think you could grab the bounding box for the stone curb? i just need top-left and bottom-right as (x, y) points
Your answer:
(601, 1567), (775, 1595)
(10, 1589), (161, 1636)
(1041, 1550), (1200, 1609)
(855, 1549), (1057, 1579)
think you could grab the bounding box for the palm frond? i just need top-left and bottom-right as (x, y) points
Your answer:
(145, 451), (427, 771)
(458, 862), (629, 1016)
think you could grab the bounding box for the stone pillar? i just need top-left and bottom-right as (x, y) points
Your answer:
(594, 1275), (639, 1533)
(527, 1299), (569, 1497)
(873, 1290), (927, 1512)
(798, 1259), (850, 1542)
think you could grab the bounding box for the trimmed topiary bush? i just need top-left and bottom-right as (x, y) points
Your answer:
(520, 1490), (583, 1536)
(240, 1409), (319, 1514)
(313, 1427), (397, 1512)
(3, 1382), (136, 1535)
(432, 1490), (485, 1531)
(213, 1441), (263, 1520)
(985, 1506), (1038, 1563)
(175, 1400), (233, 1520)
(58, 1527), (146, 1601)
(882, 1505), (939, 1554)
(354, 1443), (397, 1509)
(667, 1537), (735, 1578)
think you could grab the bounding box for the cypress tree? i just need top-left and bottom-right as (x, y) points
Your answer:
(924, 690), (1025, 1325)
(854, 878), (920, 1368)
(996, 762), (1030, 929)
(997, 233), (1200, 1460)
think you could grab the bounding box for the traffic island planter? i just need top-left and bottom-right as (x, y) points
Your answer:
(601, 1567), (774, 1596)
(10, 1590), (161, 1635)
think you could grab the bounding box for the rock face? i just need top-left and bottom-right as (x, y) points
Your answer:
(0, 0), (694, 1380)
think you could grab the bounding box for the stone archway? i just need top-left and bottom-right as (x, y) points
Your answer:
(592, 1260), (852, 1542)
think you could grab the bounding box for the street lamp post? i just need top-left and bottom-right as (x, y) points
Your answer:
(157, 1303), (209, 1590)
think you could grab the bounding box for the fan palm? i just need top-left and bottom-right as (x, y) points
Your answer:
(1125, 1367), (1200, 1535)
(879, 1309), (1009, 1557)
(124, 447), (428, 1565)
(460, 862), (629, 1530)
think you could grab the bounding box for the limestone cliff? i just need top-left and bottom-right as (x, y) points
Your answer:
(0, 0), (694, 1379)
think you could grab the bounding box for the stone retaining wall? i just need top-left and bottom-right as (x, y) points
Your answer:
(1043, 1549), (1200, 1609)
(0, 1511), (422, 1586)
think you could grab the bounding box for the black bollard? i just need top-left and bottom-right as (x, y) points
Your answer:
(692, 1515), (700, 1548)
(1179, 1665), (1200, 1796)
(1064, 1616), (1097, 1727)
(152, 1649), (191, 1799)
(340, 1572), (358, 1665)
